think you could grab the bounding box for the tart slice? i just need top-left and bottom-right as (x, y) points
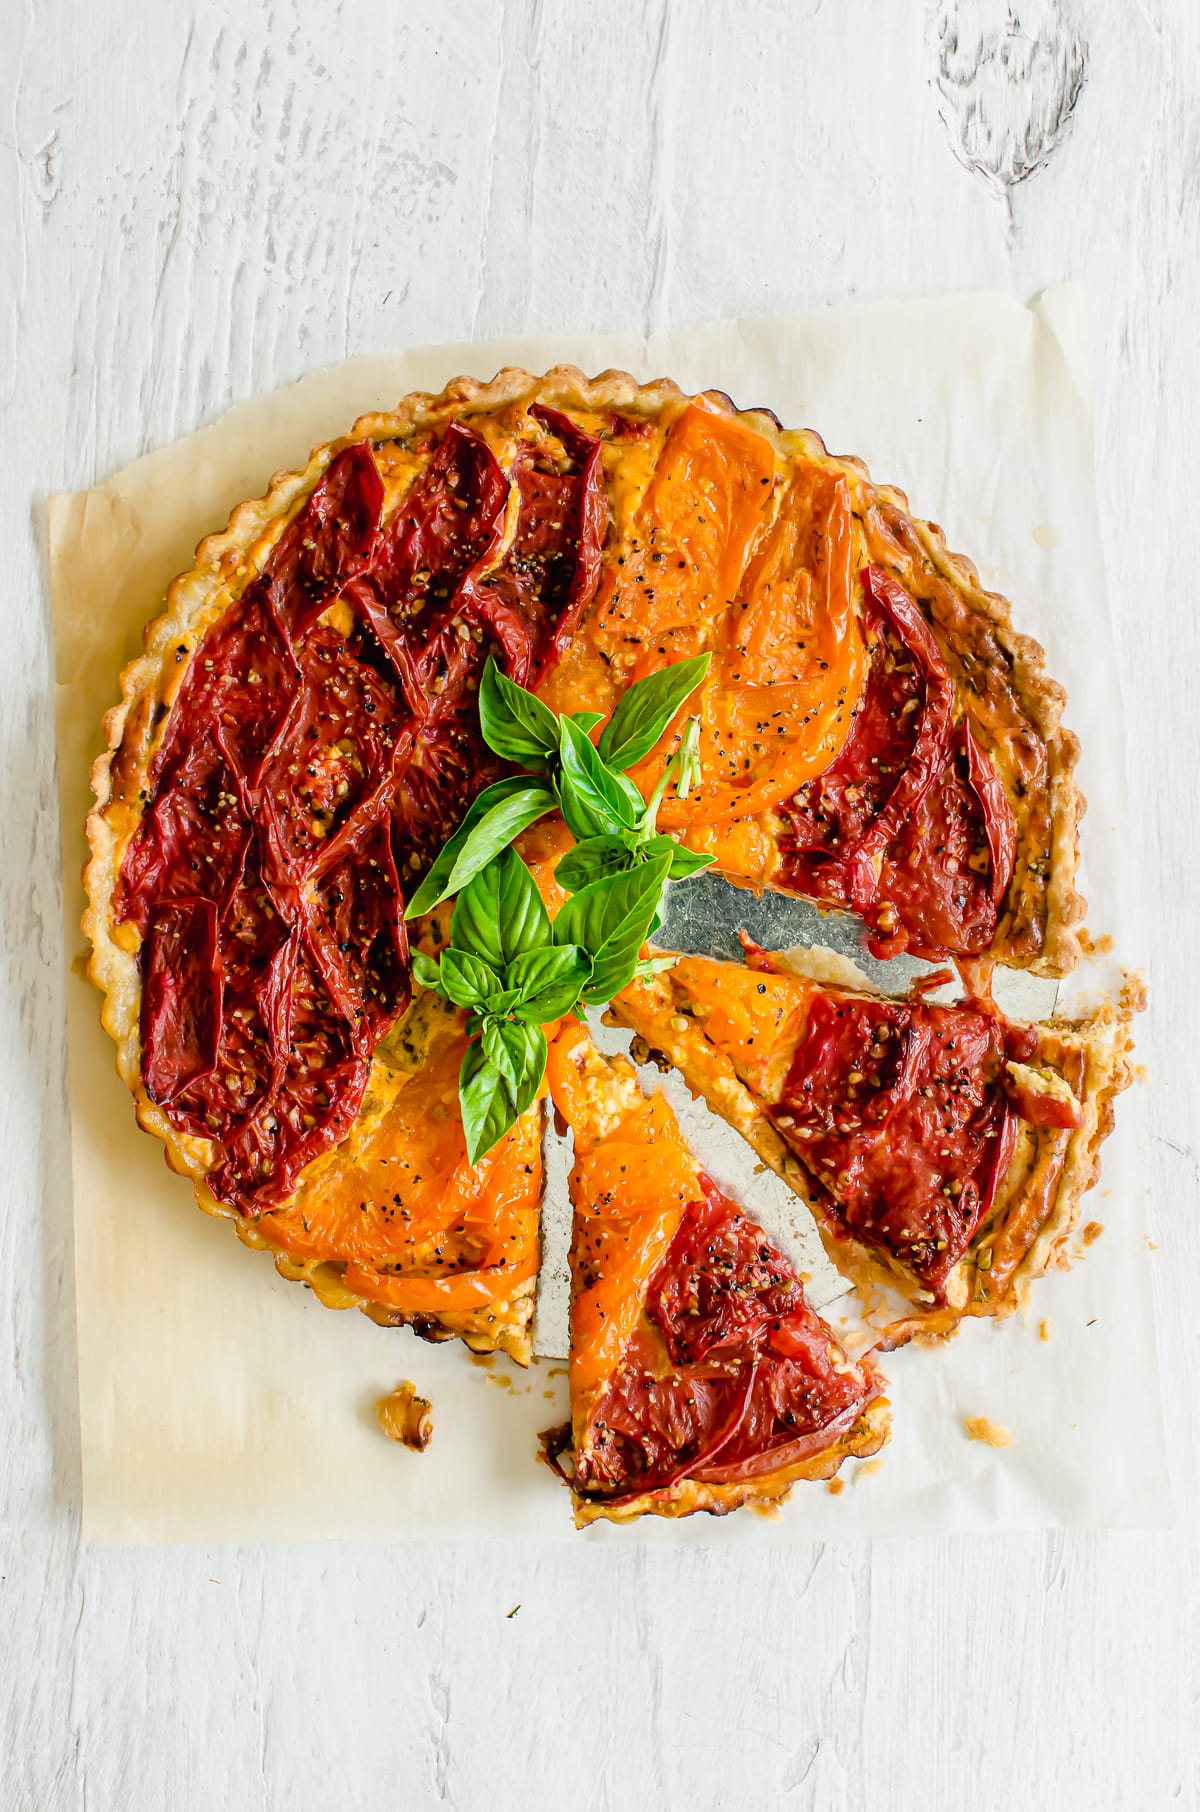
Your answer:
(541, 1022), (888, 1525)
(612, 947), (1138, 1344)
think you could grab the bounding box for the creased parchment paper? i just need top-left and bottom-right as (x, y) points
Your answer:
(50, 289), (1168, 1543)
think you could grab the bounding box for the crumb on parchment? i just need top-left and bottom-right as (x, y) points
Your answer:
(826, 1477), (845, 1496)
(376, 1381), (433, 1451)
(1039, 1319), (1053, 1342)
(964, 1416), (1012, 1449)
(854, 1458), (884, 1481)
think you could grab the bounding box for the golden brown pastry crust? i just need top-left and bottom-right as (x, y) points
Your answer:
(611, 963), (1139, 1348)
(84, 365), (1089, 1361)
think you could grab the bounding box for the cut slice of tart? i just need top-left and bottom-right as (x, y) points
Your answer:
(238, 988), (541, 1362)
(612, 946), (1138, 1345)
(541, 1021), (888, 1525)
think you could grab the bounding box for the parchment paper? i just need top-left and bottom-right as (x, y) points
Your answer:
(50, 289), (1169, 1542)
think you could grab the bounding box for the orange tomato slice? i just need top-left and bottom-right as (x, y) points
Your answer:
(654, 460), (866, 825)
(258, 1023), (542, 1312)
(341, 1248), (540, 1313)
(546, 1022), (701, 1409)
(667, 955), (815, 1100)
(535, 402), (865, 835)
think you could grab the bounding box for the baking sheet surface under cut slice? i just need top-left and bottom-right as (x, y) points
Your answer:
(654, 872), (1060, 1020)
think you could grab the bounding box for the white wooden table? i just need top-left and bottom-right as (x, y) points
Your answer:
(4, 4), (1198, 1806)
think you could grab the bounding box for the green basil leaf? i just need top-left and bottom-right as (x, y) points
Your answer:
(638, 833), (715, 880)
(505, 943), (592, 1023)
(567, 710), (604, 734)
(554, 834), (636, 893)
(403, 777), (557, 919)
(496, 846), (554, 957)
(411, 950), (445, 995)
(667, 846), (714, 880)
(477, 657), (562, 771)
(460, 1026), (546, 1164)
(481, 1018), (521, 1094)
(459, 1043), (518, 1167)
(504, 1020), (547, 1117)
(440, 787), (557, 905)
(439, 948), (500, 1009)
(553, 851), (672, 1004)
(451, 847), (551, 968)
(556, 716), (644, 841)
(482, 1017), (548, 1110)
(597, 653), (711, 771)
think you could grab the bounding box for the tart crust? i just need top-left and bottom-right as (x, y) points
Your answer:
(551, 1397), (892, 1528)
(85, 365), (1090, 1360)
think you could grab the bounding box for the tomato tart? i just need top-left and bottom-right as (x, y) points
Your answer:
(541, 1022), (889, 1523)
(84, 364), (1125, 1501)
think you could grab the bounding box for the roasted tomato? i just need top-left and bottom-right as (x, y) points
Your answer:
(578, 1181), (878, 1501)
(779, 564), (1016, 958)
(119, 419), (606, 1215)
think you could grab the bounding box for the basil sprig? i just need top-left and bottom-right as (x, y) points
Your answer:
(414, 838), (682, 1162)
(406, 653), (717, 1162)
(404, 652), (714, 920)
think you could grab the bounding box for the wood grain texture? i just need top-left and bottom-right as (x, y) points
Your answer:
(930, 0), (1089, 214)
(2, 1), (1198, 1807)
